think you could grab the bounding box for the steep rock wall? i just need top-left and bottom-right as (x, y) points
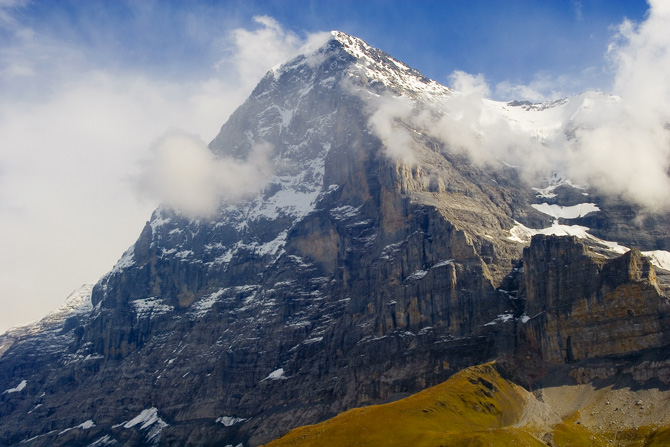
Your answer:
(522, 235), (670, 364)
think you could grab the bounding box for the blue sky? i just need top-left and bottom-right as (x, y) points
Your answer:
(5, 0), (649, 98)
(0, 0), (656, 331)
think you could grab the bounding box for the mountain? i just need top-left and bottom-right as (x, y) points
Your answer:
(1, 31), (670, 447)
(264, 363), (544, 447)
(263, 363), (670, 447)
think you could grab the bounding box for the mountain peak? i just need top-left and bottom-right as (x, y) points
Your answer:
(267, 30), (450, 99)
(328, 30), (375, 58)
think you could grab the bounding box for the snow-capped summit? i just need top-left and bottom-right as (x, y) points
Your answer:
(265, 30), (450, 100)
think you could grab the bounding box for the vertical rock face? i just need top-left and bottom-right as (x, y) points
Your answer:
(0, 32), (669, 447)
(522, 235), (670, 364)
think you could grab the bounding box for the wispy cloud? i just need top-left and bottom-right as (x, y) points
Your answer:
(493, 68), (601, 103)
(572, 0), (584, 21)
(368, 0), (670, 211)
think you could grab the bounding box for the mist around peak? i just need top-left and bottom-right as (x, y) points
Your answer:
(367, 0), (670, 212)
(135, 132), (274, 218)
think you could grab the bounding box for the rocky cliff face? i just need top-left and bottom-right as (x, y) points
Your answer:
(1, 32), (669, 447)
(522, 235), (670, 365)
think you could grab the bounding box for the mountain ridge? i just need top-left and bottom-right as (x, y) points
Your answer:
(1, 30), (669, 447)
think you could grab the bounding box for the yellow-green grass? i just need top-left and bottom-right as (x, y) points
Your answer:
(262, 363), (545, 447)
(646, 426), (670, 446)
(262, 362), (670, 447)
(550, 412), (612, 447)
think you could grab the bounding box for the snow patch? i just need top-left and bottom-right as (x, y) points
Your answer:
(215, 416), (247, 427)
(484, 314), (514, 326)
(131, 297), (174, 319)
(190, 289), (226, 317)
(59, 420), (95, 435)
(121, 408), (169, 442)
(407, 259), (454, 281)
(88, 436), (115, 446)
(531, 202), (600, 220)
(408, 269), (428, 280)
(149, 212), (171, 233)
(175, 250), (193, 259)
(123, 408), (161, 429)
(330, 205), (362, 220)
(111, 247), (135, 274)
(3, 380), (26, 394)
(433, 259), (454, 268)
(531, 176), (588, 199)
(255, 231), (288, 256)
(642, 250), (670, 271)
(264, 368), (286, 381)
(302, 336), (323, 345)
(508, 220), (588, 242)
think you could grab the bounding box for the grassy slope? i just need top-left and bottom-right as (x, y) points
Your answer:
(262, 363), (544, 447)
(262, 363), (670, 447)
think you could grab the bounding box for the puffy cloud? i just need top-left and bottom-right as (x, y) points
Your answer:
(136, 132), (273, 217)
(221, 16), (331, 94)
(569, 0), (670, 209)
(367, 71), (551, 184)
(367, 95), (416, 163)
(368, 0), (670, 211)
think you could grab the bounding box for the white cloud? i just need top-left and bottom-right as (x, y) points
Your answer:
(368, 0), (670, 212)
(494, 71), (589, 103)
(367, 71), (550, 183)
(219, 16), (331, 94)
(568, 0), (670, 210)
(225, 16), (300, 88)
(367, 95), (416, 163)
(136, 132), (273, 217)
(0, 9), (327, 332)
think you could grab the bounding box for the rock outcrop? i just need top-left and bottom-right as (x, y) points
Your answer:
(522, 235), (670, 364)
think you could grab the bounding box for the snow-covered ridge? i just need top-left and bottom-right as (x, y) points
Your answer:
(331, 31), (451, 98)
(508, 220), (670, 271)
(486, 91), (619, 143)
(1, 283), (93, 338)
(272, 30), (450, 99)
(645, 251), (670, 272)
